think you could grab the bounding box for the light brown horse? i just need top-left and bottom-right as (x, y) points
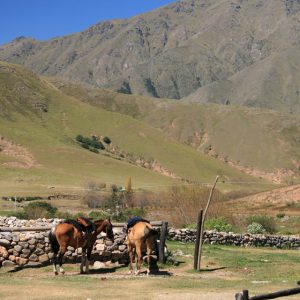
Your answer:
(49, 218), (114, 275)
(127, 221), (158, 275)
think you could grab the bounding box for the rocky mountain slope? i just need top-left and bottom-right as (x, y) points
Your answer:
(1, 0), (300, 113)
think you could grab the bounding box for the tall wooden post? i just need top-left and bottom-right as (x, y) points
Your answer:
(159, 221), (168, 263)
(242, 290), (249, 300)
(197, 176), (219, 270)
(193, 210), (203, 270)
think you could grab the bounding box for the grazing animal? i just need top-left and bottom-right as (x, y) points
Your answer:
(127, 221), (158, 275)
(49, 218), (114, 275)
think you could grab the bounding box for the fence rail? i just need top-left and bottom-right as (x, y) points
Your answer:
(235, 283), (300, 300)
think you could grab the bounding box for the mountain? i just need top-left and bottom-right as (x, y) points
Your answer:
(1, 0), (300, 113)
(0, 61), (266, 196)
(49, 78), (300, 184)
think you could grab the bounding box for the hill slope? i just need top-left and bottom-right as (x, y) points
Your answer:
(0, 61), (266, 195)
(49, 78), (300, 184)
(1, 0), (300, 113)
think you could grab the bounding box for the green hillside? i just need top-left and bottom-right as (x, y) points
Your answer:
(50, 78), (300, 184)
(0, 61), (267, 196)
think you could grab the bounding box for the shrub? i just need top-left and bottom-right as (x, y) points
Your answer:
(246, 215), (277, 234)
(276, 213), (285, 219)
(89, 148), (99, 154)
(23, 201), (57, 219)
(103, 136), (111, 144)
(81, 143), (89, 149)
(82, 193), (106, 209)
(88, 210), (111, 220)
(247, 222), (266, 234)
(205, 217), (233, 232)
(76, 134), (84, 143)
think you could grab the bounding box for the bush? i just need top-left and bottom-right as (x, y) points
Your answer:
(81, 143), (89, 149)
(23, 201), (57, 219)
(205, 217), (233, 232)
(88, 210), (111, 220)
(247, 222), (266, 234)
(276, 213), (285, 219)
(83, 193), (106, 209)
(103, 136), (111, 144)
(246, 215), (276, 234)
(89, 148), (99, 154)
(76, 134), (84, 143)
(90, 140), (105, 150)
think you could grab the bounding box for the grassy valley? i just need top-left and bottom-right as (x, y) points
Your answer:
(50, 78), (300, 184)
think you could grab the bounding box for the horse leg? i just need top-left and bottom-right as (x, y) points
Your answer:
(146, 239), (152, 276)
(58, 246), (66, 274)
(52, 250), (59, 275)
(135, 242), (142, 275)
(127, 243), (134, 275)
(85, 247), (93, 274)
(80, 248), (86, 274)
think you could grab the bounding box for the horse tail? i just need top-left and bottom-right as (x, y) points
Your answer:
(144, 223), (158, 240)
(49, 227), (60, 254)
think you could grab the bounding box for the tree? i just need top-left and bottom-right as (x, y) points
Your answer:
(124, 176), (134, 208)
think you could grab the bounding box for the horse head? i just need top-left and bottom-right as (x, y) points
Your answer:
(94, 219), (114, 242)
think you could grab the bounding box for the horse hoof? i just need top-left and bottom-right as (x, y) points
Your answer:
(54, 271), (58, 276)
(128, 270), (133, 275)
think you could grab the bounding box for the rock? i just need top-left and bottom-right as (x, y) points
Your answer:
(105, 240), (113, 246)
(8, 255), (16, 262)
(34, 248), (44, 255)
(27, 261), (42, 267)
(38, 254), (49, 263)
(2, 260), (16, 267)
(0, 239), (10, 247)
(14, 245), (22, 253)
(29, 254), (38, 262)
(67, 246), (75, 251)
(0, 246), (9, 258)
(96, 244), (105, 251)
(93, 261), (106, 269)
(28, 239), (36, 245)
(15, 257), (28, 265)
(118, 245), (127, 251)
(18, 242), (29, 248)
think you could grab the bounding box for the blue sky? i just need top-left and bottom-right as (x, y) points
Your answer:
(1, 0), (176, 45)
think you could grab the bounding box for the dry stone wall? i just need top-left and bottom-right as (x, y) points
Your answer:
(0, 217), (299, 268)
(0, 217), (127, 268)
(168, 228), (300, 249)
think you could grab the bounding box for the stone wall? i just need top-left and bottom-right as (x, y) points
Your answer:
(0, 217), (299, 268)
(0, 217), (127, 268)
(168, 228), (300, 249)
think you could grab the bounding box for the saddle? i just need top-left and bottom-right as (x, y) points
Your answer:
(64, 217), (95, 238)
(126, 216), (150, 233)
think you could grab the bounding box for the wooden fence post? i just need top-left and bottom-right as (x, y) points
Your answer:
(159, 221), (168, 263)
(193, 210), (203, 270)
(242, 290), (249, 300)
(197, 175), (219, 270)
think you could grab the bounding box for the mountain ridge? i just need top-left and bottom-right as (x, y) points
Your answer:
(1, 0), (300, 113)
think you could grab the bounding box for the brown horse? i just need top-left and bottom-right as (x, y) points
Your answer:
(49, 218), (114, 275)
(127, 221), (158, 275)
